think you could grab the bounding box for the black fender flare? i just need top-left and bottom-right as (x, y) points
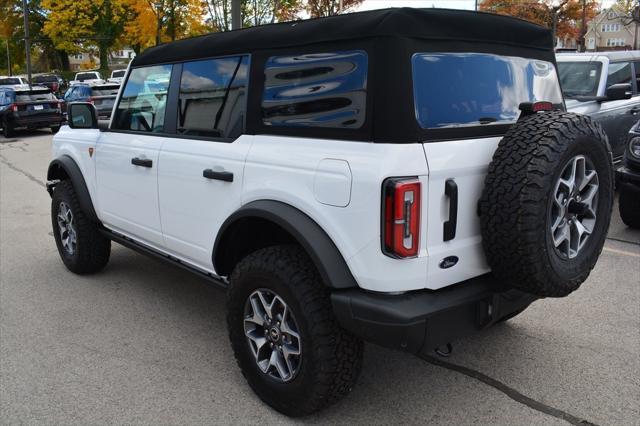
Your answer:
(213, 200), (358, 289)
(47, 155), (100, 223)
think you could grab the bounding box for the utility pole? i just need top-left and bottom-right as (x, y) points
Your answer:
(232, 0), (241, 30)
(579, 0), (587, 52)
(339, 0), (344, 13)
(5, 39), (11, 76)
(22, 0), (32, 85)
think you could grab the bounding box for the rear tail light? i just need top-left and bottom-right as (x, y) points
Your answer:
(382, 177), (421, 258)
(52, 82), (58, 91)
(11, 104), (18, 112)
(88, 97), (95, 105)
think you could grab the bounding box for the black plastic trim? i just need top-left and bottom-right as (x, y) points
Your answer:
(101, 228), (228, 290)
(331, 274), (537, 353)
(46, 156), (99, 223)
(443, 178), (458, 241)
(213, 200), (358, 289)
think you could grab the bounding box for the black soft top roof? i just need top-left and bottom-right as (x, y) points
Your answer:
(133, 8), (554, 67)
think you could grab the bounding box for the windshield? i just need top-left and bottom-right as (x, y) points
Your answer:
(76, 73), (99, 81)
(33, 75), (58, 83)
(92, 85), (120, 96)
(557, 61), (602, 98)
(112, 70), (126, 78)
(412, 53), (563, 129)
(15, 90), (56, 102)
(0, 77), (22, 85)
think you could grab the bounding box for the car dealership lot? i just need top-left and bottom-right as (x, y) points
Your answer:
(1, 131), (639, 425)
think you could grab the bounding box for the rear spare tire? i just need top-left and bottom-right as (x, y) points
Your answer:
(479, 111), (613, 297)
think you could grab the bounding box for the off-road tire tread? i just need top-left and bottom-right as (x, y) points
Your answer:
(52, 180), (110, 274)
(227, 245), (363, 417)
(479, 111), (613, 297)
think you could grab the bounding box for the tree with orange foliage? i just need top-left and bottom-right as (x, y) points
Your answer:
(480, 0), (599, 47)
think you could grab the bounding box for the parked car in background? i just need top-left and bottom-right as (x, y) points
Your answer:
(557, 51), (640, 163)
(617, 121), (640, 228)
(107, 69), (126, 84)
(0, 76), (30, 89)
(61, 83), (120, 119)
(69, 71), (104, 86)
(0, 87), (63, 137)
(32, 74), (67, 96)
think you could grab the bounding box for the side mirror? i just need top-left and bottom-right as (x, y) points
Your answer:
(605, 83), (632, 101)
(68, 102), (98, 129)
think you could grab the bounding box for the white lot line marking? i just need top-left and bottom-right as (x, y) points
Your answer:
(603, 246), (640, 258)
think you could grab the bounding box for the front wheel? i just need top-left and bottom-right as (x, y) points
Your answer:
(51, 180), (111, 274)
(226, 245), (363, 417)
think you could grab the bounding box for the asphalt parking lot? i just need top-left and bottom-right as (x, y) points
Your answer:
(1, 130), (639, 425)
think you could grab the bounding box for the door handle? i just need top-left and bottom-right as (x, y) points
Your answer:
(131, 157), (153, 168)
(203, 169), (233, 182)
(443, 179), (458, 242)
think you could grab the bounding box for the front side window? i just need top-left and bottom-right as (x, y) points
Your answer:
(177, 55), (249, 139)
(607, 62), (632, 87)
(558, 61), (602, 98)
(262, 50), (368, 129)
(412, 53), (563, 129)
(112, 65), (171, 133)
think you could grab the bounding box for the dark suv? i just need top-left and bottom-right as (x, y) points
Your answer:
(62, 83), (120, 119)
(32, 74), (67, 96)
(617, 121), (640, 228)
(0, 87), (63, 137)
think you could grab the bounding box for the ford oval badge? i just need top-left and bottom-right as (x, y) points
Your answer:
(439, 256), (459, 269)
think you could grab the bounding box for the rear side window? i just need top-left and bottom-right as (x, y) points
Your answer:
(606, 62), (632, 87)
(112, 65), (172, 133)
(262, 50), (368, 129)
(412, 53), (563, 129)
(557, 61), (602, 98)
(177, 55), (249, 139)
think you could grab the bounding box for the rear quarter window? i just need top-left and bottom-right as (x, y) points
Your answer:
(412, 53), (563, 129)
(261, 50), (368, 129)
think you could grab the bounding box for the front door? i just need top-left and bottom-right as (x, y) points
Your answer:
(158, 55), (251, 270)
(95, 64), (173, 247)
(597, 61), (640, 161)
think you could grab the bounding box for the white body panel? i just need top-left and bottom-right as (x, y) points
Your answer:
(94, 132), (165, 247)
(157, 136), (253, 270)
(51, 127), (497, 293)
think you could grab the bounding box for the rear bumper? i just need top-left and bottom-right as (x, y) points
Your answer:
(331, 274), (537, 354)
(13, 114), (63, 128)
(616, 166), (640, 189)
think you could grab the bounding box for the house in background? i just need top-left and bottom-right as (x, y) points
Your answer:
(584, 6), (639, 51)
(67, 48), (136, 71)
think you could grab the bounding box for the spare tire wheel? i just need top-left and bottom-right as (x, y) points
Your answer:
(479, 111), (613, 297)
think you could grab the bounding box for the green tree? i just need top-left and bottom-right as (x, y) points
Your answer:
(43, 0), (129, 72)
(203, 0), (302, 31)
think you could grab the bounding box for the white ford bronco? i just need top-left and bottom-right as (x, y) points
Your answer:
(47, 8), (614, 416)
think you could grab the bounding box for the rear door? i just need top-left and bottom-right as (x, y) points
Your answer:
(158, 56), (251, 270)
(95, 64), (172, 247)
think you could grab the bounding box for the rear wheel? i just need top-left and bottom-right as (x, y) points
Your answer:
(2, 119), (14, 138)
(227, 245), (363, 417)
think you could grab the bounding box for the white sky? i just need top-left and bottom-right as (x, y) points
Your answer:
(355, 0), (617, 12)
